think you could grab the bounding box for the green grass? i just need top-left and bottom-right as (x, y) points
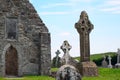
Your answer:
(0, 78), (4, 80)
(1, 68), (120, 80)
(23, 76), (55, 80)
(4, 76), (55, 80)
(83, 68), (120, 80)
(51, 68), (58, 72)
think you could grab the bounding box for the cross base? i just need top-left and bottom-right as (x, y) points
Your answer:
(115, 63), (120, 68)
(108, 65), (112, 68)
(78, 61), (98, 76)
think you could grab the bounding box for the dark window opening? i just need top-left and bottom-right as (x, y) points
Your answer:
(8, 32), (16, 39)
(6, 18), (17, 39)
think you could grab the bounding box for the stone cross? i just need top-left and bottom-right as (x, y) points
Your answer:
(108, 55), (112, 68)
(61, 40), (72, 64)
(117, 48), (120, 63)
(75, 11), (94, 62)
(55, 50), (60, 67)
(56, 50), (60, 57)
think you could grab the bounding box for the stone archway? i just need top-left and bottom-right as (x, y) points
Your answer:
(5, 45), (18, 76)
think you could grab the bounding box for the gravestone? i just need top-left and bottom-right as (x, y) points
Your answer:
(101, 55), (108, 68)
(61, 40), (72, 65)
(115, 49), (120, 68)
(108, 55), (112, 68)
(52, 50), (61, 68)
(56, 65), (82, 80)
(60, 40), (78, 67)
(75, 11), (98, 76)
(0, 0), (51, 76)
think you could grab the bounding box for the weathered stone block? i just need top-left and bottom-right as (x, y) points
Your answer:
(78, 61), (98, 76)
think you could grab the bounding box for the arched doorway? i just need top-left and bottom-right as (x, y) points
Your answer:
(5, 45), (18, 76)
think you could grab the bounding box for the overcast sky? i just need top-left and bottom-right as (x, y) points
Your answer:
(30, 0), (120, 58)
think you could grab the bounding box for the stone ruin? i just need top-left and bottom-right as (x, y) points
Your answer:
(0, 0), (51, 76)
(75, 11), (98, 76)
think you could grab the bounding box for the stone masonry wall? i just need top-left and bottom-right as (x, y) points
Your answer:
(0, 0), (51, 76)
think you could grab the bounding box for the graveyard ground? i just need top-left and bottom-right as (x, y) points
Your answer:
(1, 68), (120, 80)
(1, 52), (120, 80)
(83, 68), (120, 80)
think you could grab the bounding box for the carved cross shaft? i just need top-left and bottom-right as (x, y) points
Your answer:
(75, 11), (93, 62)
(108, 55), (112, 68)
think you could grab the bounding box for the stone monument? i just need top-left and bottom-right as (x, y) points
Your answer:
(108, 55), (112, 68)
(101, 55), (108, 68)
(115, 48), (120, 68)
(52, 50), (61, 68)
(61, 40), (72, 65)
(0, 0), (51, 76)
(75, 11), (98, 76)
(60, 40), (78, 66)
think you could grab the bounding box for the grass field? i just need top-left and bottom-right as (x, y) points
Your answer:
(83, 68), (120, 80)
(4, 76), (55, 80)
(1, 68), (120, 80)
